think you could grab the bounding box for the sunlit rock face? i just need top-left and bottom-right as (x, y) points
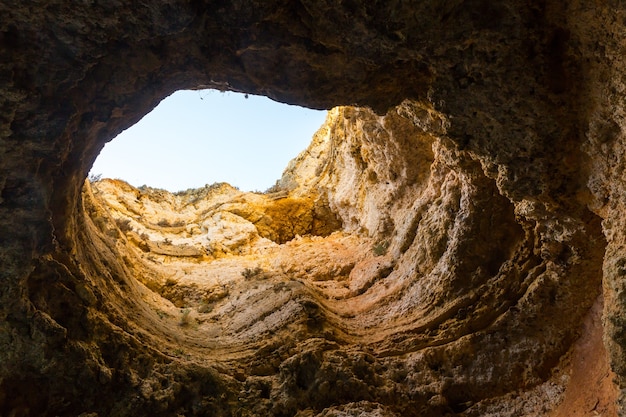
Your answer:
(1, 1), (625, 416)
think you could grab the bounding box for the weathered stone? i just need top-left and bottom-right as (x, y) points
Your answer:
(1, 1), (625, 416)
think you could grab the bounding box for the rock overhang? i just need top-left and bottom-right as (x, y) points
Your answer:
(1, 1), (624, 416)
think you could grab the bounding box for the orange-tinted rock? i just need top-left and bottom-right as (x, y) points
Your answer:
(1, 2), (624, 416)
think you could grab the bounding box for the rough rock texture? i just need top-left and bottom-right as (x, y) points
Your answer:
(1, 1), (625, 416)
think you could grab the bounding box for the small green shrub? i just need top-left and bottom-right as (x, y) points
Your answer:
(373, 241), (390, 257)
(92, 216), (107, 231)
(115, 218), (132, 232)
(156, 219), (185, 228)
(179, 308), (194, 327)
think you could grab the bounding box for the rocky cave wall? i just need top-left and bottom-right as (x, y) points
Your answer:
(1, 1), (626, 416)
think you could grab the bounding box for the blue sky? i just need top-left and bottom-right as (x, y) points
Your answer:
(90, 90), (327, 192)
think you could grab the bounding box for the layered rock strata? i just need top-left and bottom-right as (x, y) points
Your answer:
(1, 1), (625, 416)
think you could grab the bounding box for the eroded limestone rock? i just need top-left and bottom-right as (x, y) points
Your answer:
(1, 1), (624, 416)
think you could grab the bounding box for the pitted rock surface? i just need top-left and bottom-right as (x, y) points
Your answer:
(1, 2), (624, 416)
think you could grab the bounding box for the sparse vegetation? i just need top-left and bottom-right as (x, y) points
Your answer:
(92, 215), (107, 231)
(242, 267), (264, 279)
(264, 182), (282, 194)
(88, 173), (102, 182)
(198, 302), (213, 314)
(115, 218), (132, 232)
(157, 218), (185, 228)
(178, 308), (194, 327)
(373, 241), (389, 256)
